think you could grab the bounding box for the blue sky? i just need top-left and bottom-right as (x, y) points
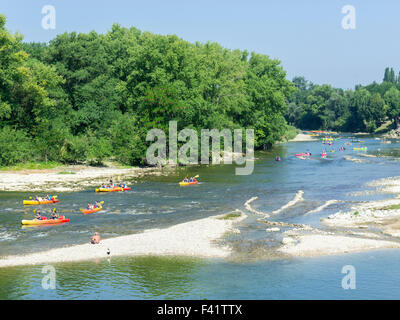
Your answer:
(1, 0), (399, 89)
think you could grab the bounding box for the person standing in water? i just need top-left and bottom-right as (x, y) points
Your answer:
(90, 232), (101, 244)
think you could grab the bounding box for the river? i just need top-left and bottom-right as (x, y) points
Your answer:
(1, 134), (400, 299)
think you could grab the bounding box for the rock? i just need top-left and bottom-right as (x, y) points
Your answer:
(266, 227), (280, 232)
(282, 237), (296, 245)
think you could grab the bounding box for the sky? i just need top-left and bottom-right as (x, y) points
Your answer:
(0, 0), (399, 89)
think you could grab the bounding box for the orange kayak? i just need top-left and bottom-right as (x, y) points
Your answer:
(179, 181), (198, 186)
(81, 206), (103, 215)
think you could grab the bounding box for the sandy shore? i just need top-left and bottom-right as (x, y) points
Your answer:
(0, 165), (167, 192)
(245, 189), (400, 258)
(279, 234), (400, 257)
(288, 133), (319, 142)
(0, 213), (246, 268)
(275, 176), (400, 257)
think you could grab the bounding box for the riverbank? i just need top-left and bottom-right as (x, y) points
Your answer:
(288, 133), (319, 142)
(0, 165), (168, 192)
(0, 212), (246, 268)
(279, 234), (400, 257)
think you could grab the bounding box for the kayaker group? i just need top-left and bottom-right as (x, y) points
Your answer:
(33, 208), (59, 220)
(96, 176), (131, 192)
(34, 194), (54, 202)
(87, 201), (102, 210)
(289, 133), (368, 160)
(182, 176), (197, 183)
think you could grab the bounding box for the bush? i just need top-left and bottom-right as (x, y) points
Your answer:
(0, 127), (33, 166)
(87, 136), (112, 165)
(109, 114), (147, 165)
(59, 135), (89, 164)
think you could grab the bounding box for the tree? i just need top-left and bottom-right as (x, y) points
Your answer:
(384, 67), (390, 82)
(384, 87), (400, 128)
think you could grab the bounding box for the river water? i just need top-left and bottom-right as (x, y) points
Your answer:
(1, 134), (400, 299)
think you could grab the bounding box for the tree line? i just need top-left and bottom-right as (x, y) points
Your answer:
(286, 70), (400, 132)
(0, 14), (296, 167)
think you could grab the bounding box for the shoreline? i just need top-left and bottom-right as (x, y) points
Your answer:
(288, 132), (319, 142)
(0, 165), (168, 192)
(0, 213), (247, 268)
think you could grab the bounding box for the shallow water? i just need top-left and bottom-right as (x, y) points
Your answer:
(1, 134), (400, 299)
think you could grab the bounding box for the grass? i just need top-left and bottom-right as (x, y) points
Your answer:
(374, 120), (396, 134)
(218, 212), (242, 220)
(58, 171), (76, 175)
(0, 161), (63, 171)
(353, 211), (359, 216)
(376, 204), (400, 211)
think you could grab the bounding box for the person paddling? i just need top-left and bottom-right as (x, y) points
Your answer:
(34, 210), (42, 220)
(51, 208), (58, 220)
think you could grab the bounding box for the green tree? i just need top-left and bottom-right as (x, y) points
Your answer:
(384, 87), (400, 128)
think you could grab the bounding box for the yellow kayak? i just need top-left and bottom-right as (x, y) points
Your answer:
(179, 181), (198, 187)
(21, 216), (69, 225)
(23, 198), (59, 205)
(95, 187), (123, 192)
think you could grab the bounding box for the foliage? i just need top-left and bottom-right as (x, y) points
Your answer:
(286, 68), (400, 133)
(0, 15), (296, 166)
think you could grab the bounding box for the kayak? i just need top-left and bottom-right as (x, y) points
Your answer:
(95, 187), (123, 192)
(21, 216), (69, 225)
(23, 198), (59, 205)
(179, 181), (198, 186)
(296, 153), (311, 157)
(81, 206), (102, 215)
(353, 147), (367, 151)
